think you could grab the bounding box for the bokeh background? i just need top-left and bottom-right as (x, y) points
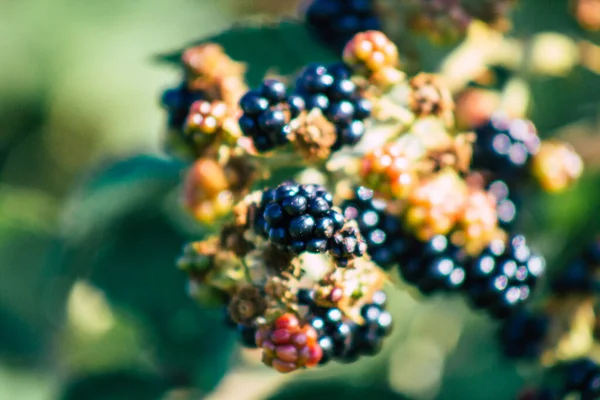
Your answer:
(1, 0), (599, 399)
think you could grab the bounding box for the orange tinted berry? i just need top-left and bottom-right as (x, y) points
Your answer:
(343, 31), (399, 76)
(455, 189), (500, 255)
(531, 141), (583, 193)
(404, 170), (467, 241)
(361, 142), (418, 200)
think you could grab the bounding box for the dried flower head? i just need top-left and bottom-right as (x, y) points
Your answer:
(182, 43), (248, 108)
(228, 284), (268, 325)
(408, 73), (455, 127)
(289, 109), (337, 162)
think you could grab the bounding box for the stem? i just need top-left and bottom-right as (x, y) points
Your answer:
(241, 258), (253, 284)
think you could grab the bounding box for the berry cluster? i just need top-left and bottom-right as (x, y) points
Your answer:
(404, 170), (468, 241)
(472, 112), (541, 182)
(552, 238), (600, 295)
(465, 235), (544, 318)
(499, 308), (550, 359)
(398, 234), (467, 295)
(255, 313), (323, 373)
(161, 29), (585, 383)
(239, 79), (304, 153)
(302, 289), (392, 364)
(183, 100), (240, 154)
(518, 358), (600, 400)
(182, 159), (234, 224)
(257, 182), (365, 265)
(496, 236), (599, 365)
(294, 63), (372, 150)
(305, 0), (381, 50)
(341, 186), (411, 269)
(360, 142), (418, 200)
(162, 84), (206, 131)
(161, 44), (247, 158)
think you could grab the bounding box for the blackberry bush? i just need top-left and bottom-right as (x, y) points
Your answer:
(150, 21), (588, 400)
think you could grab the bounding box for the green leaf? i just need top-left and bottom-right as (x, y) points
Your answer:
(0, 225), (64, 365)
(61, 154), (186, 242)
(59, 370), (169, 400)
(156, 20), (338, 87)
(59, 154), (236, 393)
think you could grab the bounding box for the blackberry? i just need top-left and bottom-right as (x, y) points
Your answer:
(308, 291), (392, 366)
(486, 179), (519, 230)
(340, 186), (412, 269)
(356, 300), (393, 354)
(239, 79), (304, 153)
(260, 182), (348, 255)
(551, 237), (600, 295)
(564, 359), (600, 398)
(305, 0), (381, 51)
(253, 187), (277, 238)
(293, 63), (371, 150)
(464, 235), (545, 318)
(161, 84), (205, 130)
(398, 234), (467, 295)
(472, 113), (541, 182)
(499, 308), (550, 359)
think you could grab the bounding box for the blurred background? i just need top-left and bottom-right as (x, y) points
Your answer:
(0, 0), (599, 399)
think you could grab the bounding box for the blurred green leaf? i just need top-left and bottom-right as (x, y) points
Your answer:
(267, 381), (407, 400)
(156, 20), (338, 86)
(59, 155), (236, 393)
(0, 223), (65, 365)
(61, 155), (187, 242)
(59, 370), (168, 400)
(0, 305), (43, 364)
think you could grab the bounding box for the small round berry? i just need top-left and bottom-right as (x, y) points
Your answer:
(289, 215), (316, 239)
(261, 79), (287, 103)
(264, 203), (285, 225)
(240, 92), (269, 116)
(282, 195), (308, 216)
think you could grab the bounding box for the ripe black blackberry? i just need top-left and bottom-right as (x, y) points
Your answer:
(306, 291), (392, 365)
(293, 63), (372, 150)
(486, 179), (520, 229)
(551, 237), (600, 295)
(260, 182), (348, 255)
(239, 79), (305, 153)
(305, 0), (381, 51)
(398, 234), (467, 295)
(472, 112), (541, 182)
(161, 84), (206, 130)
(499, 308), (550, 359)
(563, 358), (600, 399)
(340, 186), (413, 270)
(464, 235), (545, 318)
